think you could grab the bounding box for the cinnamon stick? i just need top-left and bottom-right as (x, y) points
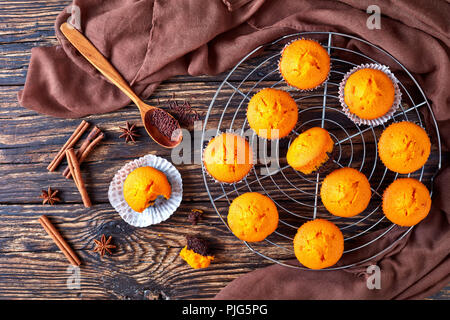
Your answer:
(77, 132), (104, 163)
(47, 120), (90, 172)
(38, 215), (81, 266)
(66, 148), (92, 208)
(62, 126), (102, 178)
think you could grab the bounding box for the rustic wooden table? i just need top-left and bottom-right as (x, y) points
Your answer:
(0, 0), (448, 300)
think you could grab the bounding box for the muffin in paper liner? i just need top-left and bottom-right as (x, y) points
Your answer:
(108, 154), (183, 227)
(278, 38), (331, 92)
(338, 63), (402, 126)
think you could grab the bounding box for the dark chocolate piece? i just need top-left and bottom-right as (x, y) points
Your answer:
(186, 235), (210, 257)
(188, 209), (203, 225)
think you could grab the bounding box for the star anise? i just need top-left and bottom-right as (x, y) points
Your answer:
(119, 121), (140, 143)
(92, 234), (116, 257)
(39, 187), (61, 205)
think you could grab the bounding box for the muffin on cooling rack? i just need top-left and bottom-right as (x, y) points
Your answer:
(339, 63), (401, 126)
(293, 219), (344, 269)
(320, 167), (372, 218)
(279, 39), (330, 90)
(382, 178), (431, 227)
(203, 132), (254, 184)
(227, 192), (279, 242)
(247, 88), (298, 139)
(378, 121), (431, 174)
(286, 127), (334, 174)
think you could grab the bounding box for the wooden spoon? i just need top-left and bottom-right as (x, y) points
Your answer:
(59, 22), (182, 148)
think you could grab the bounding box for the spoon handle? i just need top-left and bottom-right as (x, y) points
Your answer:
(60, 22), (141, 105)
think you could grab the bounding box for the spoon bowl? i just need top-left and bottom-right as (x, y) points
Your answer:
(60, 22), (182, 149)
(140, 104), (182, 148)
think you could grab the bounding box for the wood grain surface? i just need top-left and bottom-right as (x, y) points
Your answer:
(0, 0), (448, 300)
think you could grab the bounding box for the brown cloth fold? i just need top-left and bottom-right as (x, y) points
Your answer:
(18, 0), (449, 299)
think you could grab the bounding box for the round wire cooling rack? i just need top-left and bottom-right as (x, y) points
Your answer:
(201, 32), (442, 270)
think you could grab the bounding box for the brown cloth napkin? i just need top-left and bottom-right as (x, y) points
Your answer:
(18, 0), (449, 299)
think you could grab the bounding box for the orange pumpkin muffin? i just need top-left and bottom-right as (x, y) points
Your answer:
(286, 127), (334, 174)
(293, 219), (344, 269)
(343, 68), (395, 120)
(123, 166), (171, 213)
(378, 121), (431, 174)
(203, 133), (254, 183)
(382, 178), (431, 227)
(320, 167), (371, 218)
(227, 192), (279, 242)
(247, 88), (298, 139)
(279, 39), (330, 90)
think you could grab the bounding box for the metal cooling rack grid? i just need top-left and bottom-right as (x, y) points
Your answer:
(201, 32), (442, 270)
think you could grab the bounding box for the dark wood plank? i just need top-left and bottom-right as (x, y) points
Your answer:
(0, 202), (277, 299)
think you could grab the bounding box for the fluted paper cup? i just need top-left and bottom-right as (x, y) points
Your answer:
(108, 154), (183, 227)
(338, 63), (402, 126)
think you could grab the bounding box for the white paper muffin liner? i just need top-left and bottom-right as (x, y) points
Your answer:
(338, 63), (402, 126)
(278, 38), (331, 92)
(108, 154), (183, 227)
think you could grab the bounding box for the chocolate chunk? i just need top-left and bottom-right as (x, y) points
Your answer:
(188, 209), (203, 225)
(186, 235), (210, 256)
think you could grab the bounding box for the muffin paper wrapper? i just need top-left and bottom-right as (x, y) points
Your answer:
(278, 38), (331, 93)
(108, 154), (183, 227)
(338, 63), (402, 127)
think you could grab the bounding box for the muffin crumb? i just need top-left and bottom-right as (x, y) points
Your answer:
(188, 209), (204, 225)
